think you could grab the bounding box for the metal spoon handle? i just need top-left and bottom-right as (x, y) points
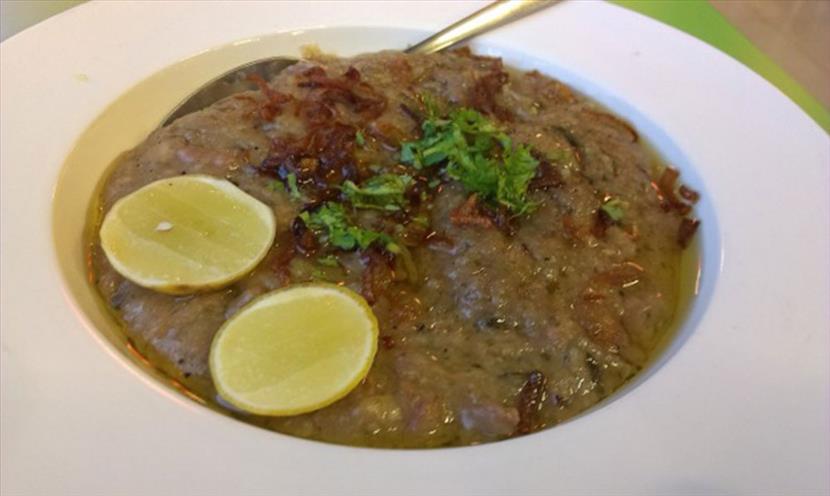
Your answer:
(404, 0), (558, 54)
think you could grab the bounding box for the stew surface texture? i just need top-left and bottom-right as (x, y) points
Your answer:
(90, 49), (699, 448)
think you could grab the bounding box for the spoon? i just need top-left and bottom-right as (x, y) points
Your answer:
(161, 0), (558, 127)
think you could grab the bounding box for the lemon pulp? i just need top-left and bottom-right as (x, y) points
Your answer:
(99, 175), (276, 294)
(209, 284), (378, 416)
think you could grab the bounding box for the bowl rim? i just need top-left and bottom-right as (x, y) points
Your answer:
(52, 24), (723, 452)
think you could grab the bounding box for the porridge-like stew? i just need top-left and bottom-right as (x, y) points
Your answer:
(89, 48), (699, 448)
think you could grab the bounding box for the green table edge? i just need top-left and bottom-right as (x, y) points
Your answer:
(614, 0), (830, 134)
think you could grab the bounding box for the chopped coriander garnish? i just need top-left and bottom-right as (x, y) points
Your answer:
(355, 130), (366, 147)
(600, 198), (625, 222)
(267, 180), (285, 192)
(299, 202), (395, 251)
(341, 174), (412, 212)
(400, 107), (539, 215)
(286, 173), (302, 201)
(420, 92), (443, 119)
(385, 240), (419, 283)
(547, 147), (575, 164)
(317, 254), (339, 267)
(412, 215), (430, 227)
(427, 178), (442, 188)
(310, 268), (330, 280)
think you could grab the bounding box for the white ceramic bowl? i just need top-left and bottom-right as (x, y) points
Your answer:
(2, 2), (828, 494)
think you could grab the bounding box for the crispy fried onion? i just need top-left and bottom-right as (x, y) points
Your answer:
(258, 66), (388, 189)
(247, 73), (293, 121)
(651, 167), (702, 247)
(360, 247), (396, 305)
(450, 194), (494, 229)
(295, 65), (387, 122)
(261, 122), (359, 189)
(515, 370), (547, 435)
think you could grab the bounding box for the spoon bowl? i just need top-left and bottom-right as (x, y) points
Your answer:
(162, 57), (297, 126)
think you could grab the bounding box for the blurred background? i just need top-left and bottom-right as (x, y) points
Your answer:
(710, 0), (829, 109)
(2, 0), (828, 109)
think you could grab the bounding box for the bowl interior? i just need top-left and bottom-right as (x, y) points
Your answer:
(52, 26), (721, 438)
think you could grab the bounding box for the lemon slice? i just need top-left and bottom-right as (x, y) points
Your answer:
(99, 175), (276, 294)
(209, 284), (378, 416)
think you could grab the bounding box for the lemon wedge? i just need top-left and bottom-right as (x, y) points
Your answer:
(99, 175), (276, 294)
(209, 284), (378, 416)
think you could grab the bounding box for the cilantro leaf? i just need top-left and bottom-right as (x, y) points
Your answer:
(286, 173), (302, 201)
(317, 255), (340, 267)
(499, 142), (540, 216)
(341, 174), (412, 211)
(420, 92), (443, 119)
(412, 214), (430, 227)
(267, 180), (285, 192)
(355, 130), (366, 147)
(600, 198), (625, 222)
(399, 107), (539, 215)
(299, 202), (394, 251)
